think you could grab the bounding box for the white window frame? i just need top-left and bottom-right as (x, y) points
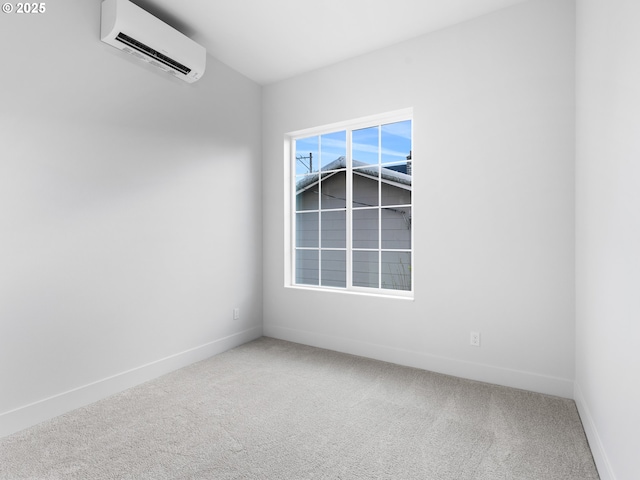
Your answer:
(285, 108), (414, 299)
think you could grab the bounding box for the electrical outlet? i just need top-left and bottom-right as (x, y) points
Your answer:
(470, 331), (480, 347)
(233, 308), (240, 320)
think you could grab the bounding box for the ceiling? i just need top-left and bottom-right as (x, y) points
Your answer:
(132, 0), (530, 85)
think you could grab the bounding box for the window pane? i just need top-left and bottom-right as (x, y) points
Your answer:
(296, 212), (318, 248)
(352, 126), (379, 167)
(381, 120), (412, 167)
(353, 168), (379, 207)
(321, 210), (346, 248)
(353, 251), (379, 288)
(320, 170), (346, 209)
(353, 208), (378, 249)
(291, 114), (412, 295)
(321, 250), (346, 288)
(381, 177), (411, 206)
(381, 251), (411, 291)
(321, 131), (346, 171)
(296, 174), (319, 211)
(296, 250), (319, 285)
(381, 207), (411, 249)
(295, 136), (319, 174)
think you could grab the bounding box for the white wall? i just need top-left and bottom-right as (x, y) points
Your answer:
(263, 0), (576, 397)
(0, 2), (262, 437)
(575, 1), (640, 479)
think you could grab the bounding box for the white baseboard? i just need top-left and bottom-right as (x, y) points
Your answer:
(0, 326), (262, 439)
(574, 382), (616, 480)
(264, 324), (574, 398)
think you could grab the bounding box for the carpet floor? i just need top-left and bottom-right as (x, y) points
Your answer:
(0, 337), (599, 479)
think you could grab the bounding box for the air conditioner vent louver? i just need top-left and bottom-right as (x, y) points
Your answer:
(115, 32), (191, 75)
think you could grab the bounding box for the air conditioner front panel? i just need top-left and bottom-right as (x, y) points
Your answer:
(101, 0), (206, 83)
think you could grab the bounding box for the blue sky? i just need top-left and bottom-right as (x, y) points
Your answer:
(296, 119), (411, 175)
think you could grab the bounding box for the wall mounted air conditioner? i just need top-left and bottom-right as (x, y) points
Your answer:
(101, 0), (206, 83)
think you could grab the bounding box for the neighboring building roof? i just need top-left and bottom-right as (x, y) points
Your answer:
(296, 156), (412, 193)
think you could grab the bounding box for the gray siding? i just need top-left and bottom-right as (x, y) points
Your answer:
(296, 167), (411, 290)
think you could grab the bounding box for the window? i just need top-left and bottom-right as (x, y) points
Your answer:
(288, 110), (413, 297)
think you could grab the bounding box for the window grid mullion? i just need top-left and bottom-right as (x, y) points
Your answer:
(317, 136), (322, 286)
(346, 129), (353, 289)
(378, 125), (382, 289)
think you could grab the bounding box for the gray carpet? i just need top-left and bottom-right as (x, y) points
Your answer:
(0, 337), (599, 479)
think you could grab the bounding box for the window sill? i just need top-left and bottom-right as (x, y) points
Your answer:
(285, 284), (414, 301)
